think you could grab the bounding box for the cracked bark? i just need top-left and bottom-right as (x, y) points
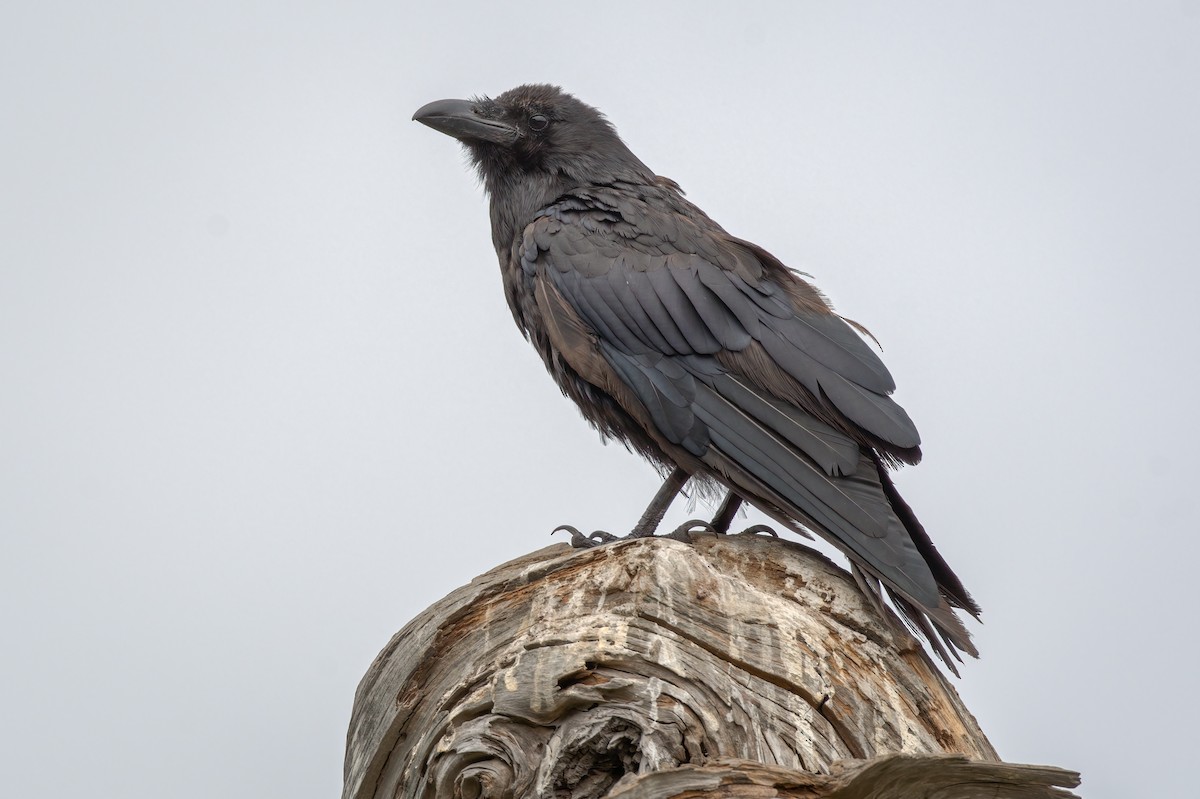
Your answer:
(342, 534), (1080, 799)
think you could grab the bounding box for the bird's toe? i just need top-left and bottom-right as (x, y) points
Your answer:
(663, 519), (718, 542)
(554, 524), (619, 549)
(737, 524), (779, 538)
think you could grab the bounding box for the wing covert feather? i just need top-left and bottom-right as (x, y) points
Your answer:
(526, 207), (917, 451)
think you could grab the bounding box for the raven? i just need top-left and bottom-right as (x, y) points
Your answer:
(414, 84), (980, 670)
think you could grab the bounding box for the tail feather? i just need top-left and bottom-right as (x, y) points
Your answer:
(691, 371), (981, 671)
(874, 458), (981, 617)
(850, 563), (889, 621)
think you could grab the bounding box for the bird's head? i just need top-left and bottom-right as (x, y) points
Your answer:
(413, 84), (655, 195)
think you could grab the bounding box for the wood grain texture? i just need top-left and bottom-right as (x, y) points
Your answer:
(605, 756), (1081, 798)
(342, 534), (1079, 799)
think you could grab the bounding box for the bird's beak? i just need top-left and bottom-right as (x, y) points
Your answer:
(412, 98), (519, 145)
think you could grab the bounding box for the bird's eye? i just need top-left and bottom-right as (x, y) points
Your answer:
(528, 114), (550, 131)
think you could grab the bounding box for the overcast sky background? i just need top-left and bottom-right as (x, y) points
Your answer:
(2, 2), (1197, 797)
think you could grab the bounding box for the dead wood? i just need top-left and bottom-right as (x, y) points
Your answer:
(342, 533), (1079, 799)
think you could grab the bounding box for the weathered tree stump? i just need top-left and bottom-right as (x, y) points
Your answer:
(342, 533), (1079, 798)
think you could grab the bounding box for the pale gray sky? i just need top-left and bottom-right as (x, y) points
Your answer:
(2, 2), (1197, 797)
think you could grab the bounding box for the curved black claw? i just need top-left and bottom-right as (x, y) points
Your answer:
(664, 519), (718, 542)
(737, 523), (778, 538)
(553, 524), (619, 549)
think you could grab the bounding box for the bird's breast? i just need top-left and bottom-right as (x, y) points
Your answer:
(498, 233), (671, 467)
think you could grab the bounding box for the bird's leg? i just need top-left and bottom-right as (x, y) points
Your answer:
(710, 491), (743, 534)
(708, 490), (778, 537)
(559, 467), (715, 548)
(636, 468), (721, 541)
(627, 467), (690, 538)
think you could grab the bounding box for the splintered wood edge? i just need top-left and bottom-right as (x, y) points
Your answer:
(604, 754), (1082, 798)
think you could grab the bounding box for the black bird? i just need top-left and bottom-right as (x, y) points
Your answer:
(414, 84), (980, 670)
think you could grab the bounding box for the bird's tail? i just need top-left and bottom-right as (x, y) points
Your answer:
(873, 457), (981, 617)
(849, 563), (977, 677)
(690, 371), (982, 673)
(842, 458), (981, 674)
